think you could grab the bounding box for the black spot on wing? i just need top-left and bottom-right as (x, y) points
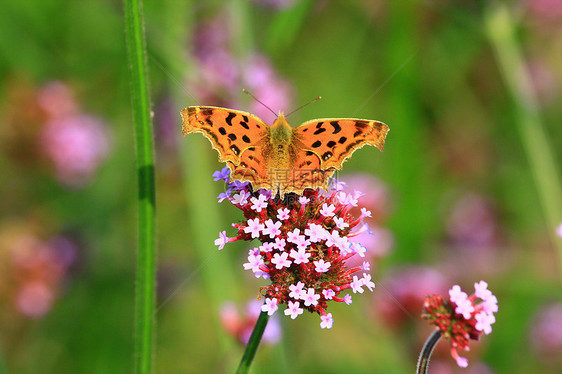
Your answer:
(322, 151), (333, 161)
(306, 151), (315, 156)
(225, 112), (236, 126)
(205, 119), (214, 127)
(327, 141), (336, 148)
(219, 127), (227, 135)
(330, 121), (342, 134)
(338, 136), (347, 144)
(353, 130), (362, 138)
(242, 115), (249, 122)
(313, 127), (326, 135)
(242, 135), (251, 143)
(312, 140), (321, 148)
(230, 144), (241, 156)
(240, 121), (250, 130)
(228, 133), (237, 141)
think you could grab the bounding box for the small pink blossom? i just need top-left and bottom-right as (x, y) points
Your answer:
(214, 230), (229, 250)
(273, 237), (286, 251)
(232, 191), (250, 205)
(333, 216), (349, 230)
(320, 313), (334, 329)
(284, 301), (304, 319)
(250, 194), (268, 212)
(288, 282), (305, 299)
(277, 208), (290, 220)
(289, 248), (311, 264)
(320, 203), (336, 217)
(262, 298), (278, 316)
(244, 218), (264, 238)
(262, 219), (282, 238)
(302, 288), (320, 306)
(271, 252), (292, 269)
(313, 259), (331, 273)
(362, 273), (375, 291)
(322, 289), (335, 300)
(343, 294), (353, 305)
(298, 196), (310, 205)
(350, 275), (364, 294)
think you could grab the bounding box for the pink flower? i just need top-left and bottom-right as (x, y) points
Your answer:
(288, 282), (305, 300)
(41, 115), (110, 187)
(319, 203), (336, 217)
(277, 208), (290, 220)
(289, 248), (311, 264)
(212, 172), (379, 326)
(271, 252), (292, 269)
(250, 194), (268, 212)
(284, 301), (304, 319)
(320, 313), (334, 329)
(243, 218), (264, 238)
(214, 231), (229, 250)
(313, 259), (330, 273)
(261, 298), (278, 316)
(302, 288), (320, 307)
(262, 219), (282, 238)
(422, 281), (499, 368)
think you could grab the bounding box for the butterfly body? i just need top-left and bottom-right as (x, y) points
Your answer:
(181, 106), (389, 197)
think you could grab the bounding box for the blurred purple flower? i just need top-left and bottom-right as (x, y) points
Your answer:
(446, 193), (499, 249)
(251, 0), (298, 10)
(556, 222), (562, 238)
(242, 54), (293, 124)
(188, 15), (293, 122)
(376, 266), (449, 328)
(530, 303), (562, 359)
(41, 114), (110, 187)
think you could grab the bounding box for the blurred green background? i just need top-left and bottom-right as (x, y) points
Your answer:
(1, 0), (561, 373)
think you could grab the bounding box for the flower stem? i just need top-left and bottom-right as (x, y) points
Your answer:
(484, 3), (562, 280)
(236, 311), (270, 374)
(416, 330), (442, 374)
(123, 0), (157, 372)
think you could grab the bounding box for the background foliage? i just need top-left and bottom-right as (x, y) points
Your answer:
(1, 0), (561, 373)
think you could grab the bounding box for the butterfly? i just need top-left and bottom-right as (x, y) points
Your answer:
(181, 106), (389, 198)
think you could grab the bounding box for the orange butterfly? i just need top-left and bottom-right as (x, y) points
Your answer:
(181, 106), (389, 197)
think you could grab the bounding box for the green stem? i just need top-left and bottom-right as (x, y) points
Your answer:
(236, 310), (270, 374)
(485, 3), (562, 280)
(123, 0), (157, 373)
(416, 330), (441, 374)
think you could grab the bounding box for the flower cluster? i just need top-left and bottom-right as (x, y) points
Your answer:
(422, 281), (498, 368)
(213, 167), (376, 329)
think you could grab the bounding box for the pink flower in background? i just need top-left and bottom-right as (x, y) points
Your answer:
(37, 81), (78, 119)
(556, 222), (562, 238)
(189, 15), (293, 121)
(219, 300), (281, 345)
(0, 223), (78, 319)
(251, 0), (298, 10)
(376, 266), (449, 328)
(447, 193), (499, 249)
(41, 114), (110, 187)
(530, 303), (562, 359)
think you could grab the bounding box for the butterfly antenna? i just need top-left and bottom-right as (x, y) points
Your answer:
(242, 89), (277, 116)
(286, 96), (322, 118)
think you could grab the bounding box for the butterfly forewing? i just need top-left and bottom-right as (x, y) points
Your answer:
(292, 118), (389, 170)
(181, 106), (269, 165)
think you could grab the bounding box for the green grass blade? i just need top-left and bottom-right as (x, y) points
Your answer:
(123, 0), (157, 372)
(485, 3), (562, 279)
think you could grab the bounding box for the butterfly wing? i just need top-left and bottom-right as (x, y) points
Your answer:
(181, 106), (271, 187)
(292, 118), (389, 171)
